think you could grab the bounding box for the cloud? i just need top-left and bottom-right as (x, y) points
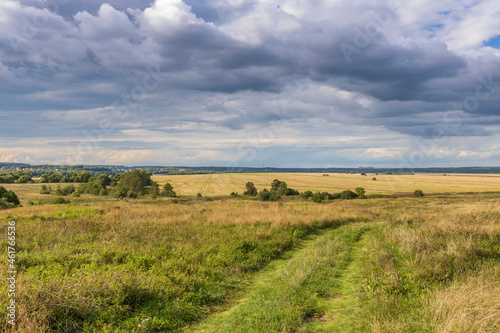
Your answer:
(1, 0), (500, 167)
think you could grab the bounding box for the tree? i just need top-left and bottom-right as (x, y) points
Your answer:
(117, 170), (152, 195)
(161, 183), (176, 197)
(355, 187), (366, 199)
(244, 182), (258, 196)
(271, 179), (285, 191)
(151, 182), (160, 199)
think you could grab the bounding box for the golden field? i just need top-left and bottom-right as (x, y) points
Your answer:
(151, 172), (500, 196)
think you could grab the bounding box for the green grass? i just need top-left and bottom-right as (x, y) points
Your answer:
(192, 224), (371, 333)
(0, 208), (356, 332)
(1, 186), (499, 332)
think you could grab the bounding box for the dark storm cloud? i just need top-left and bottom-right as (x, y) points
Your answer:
(1, 0), (500, 166)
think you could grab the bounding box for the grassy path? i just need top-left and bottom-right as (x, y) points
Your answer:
(186, 223), (372, 333)
(305, 225), (371, 332)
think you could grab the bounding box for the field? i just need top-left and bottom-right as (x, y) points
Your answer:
(152, 173), (500, 196)
(0, 173), (499, 332)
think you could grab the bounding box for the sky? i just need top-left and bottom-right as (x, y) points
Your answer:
(1, 0), (500, 168)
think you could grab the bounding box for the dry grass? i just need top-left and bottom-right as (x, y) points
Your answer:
(431, 268), (500, 333)
(152, 173), (500, 196)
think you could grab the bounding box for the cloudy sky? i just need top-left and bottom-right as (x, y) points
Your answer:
(1, 0), (500, 167)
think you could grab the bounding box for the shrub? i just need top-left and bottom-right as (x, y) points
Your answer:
(268, 191), (281, 202)
(127, 191), (138, 199)
(244, 182), (258, 196)
(340, 190), (357, 200)
(301, 190), (313, 199)
(258, 189), (270, 201)
(197, 193), (202, 198)
(230, 192), (238, 197)
(54, 197), (69, 204)
(111, 187), (128, 199)
(312, 192), (324, 203)
(414, 189), (424, 197)
(1, 188), (20, 206)
(99, 189), (108, 196)
(56, 185), (75, 196)
(257, 189), (281, 202)
(40, 185), (51, 194)
(355, 187), (366, 199)
(0, 199), (12, 209)
(372, 177), (377, 181)
(78, 181), (105, 195)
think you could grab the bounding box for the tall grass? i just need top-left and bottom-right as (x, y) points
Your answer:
(0, 191), (498, 332)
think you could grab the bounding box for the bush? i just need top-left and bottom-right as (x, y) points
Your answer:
(312, 192), (324, 203)
(372, 177), (377, 181)
(257, 189), (281, 202)
(0, 187), (20, 206)
(269, 191), (281, 202)
(355, 187), (366, 199)
(243, 182), (258, 196)
(54, 197), (69, 204)
(0, 198), (12, 209)
(340, 190), (357, 200)
(78, 181), (105, 195)
(230, 192), (238, 197)
(414, 189), (424, 197)
(99, 189), (108, 196)
(301, 190), (313, 199)
(40, 185), (51, 194)
(127, 191), (138, 199)
(258, 189), (270, 201)
(56, 185), (75, 196)
(111, 187), (128, 199)
(197, 193), (202, 198)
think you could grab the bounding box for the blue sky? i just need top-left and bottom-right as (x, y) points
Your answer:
(1, 0), (500, 167)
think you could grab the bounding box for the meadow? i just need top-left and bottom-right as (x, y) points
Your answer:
(0, 173), (499, 332)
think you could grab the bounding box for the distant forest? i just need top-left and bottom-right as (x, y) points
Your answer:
(1, 162), (500, 176)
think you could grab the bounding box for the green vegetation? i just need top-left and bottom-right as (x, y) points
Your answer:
(413, 189), (425, 197)
(54, 197), (70, 204)
(160, 183), (177, 197)
(197, 224), (370, 332)
(0, 171), (33, 183)
(243, 182), (258, 196)
(0, 186), (20, 209)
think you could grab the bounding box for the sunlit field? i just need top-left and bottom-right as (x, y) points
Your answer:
(0, 173), (499, 332)
(152, 172), (500, 196)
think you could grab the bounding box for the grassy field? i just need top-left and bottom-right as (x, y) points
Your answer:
(0, 173), (499, 332)
(152, 173), (500, 196)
